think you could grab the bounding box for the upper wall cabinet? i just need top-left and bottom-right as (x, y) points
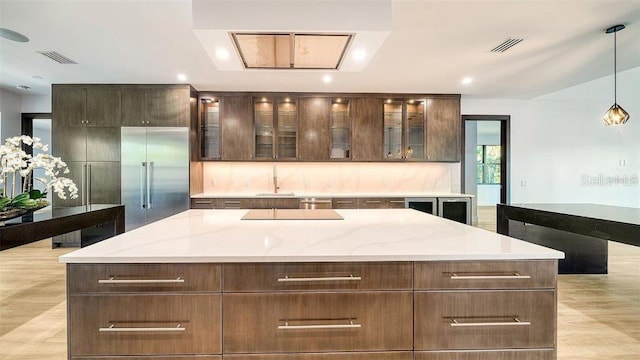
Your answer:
(426, 96), (461, 162)
(351, 98), (383, 161)
(254, 96), (298, 160)
(330, 98), (351, 160)
(53, 85), (121, 127)
(221, 96), (254, 160)
(298, 97), (330, 161)
(383, 98), (426, 161)
(121, 85), (191, 127)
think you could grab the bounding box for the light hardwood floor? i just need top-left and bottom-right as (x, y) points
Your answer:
(1, 210), (639, 359)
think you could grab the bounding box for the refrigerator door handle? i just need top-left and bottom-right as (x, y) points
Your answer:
(141, 162), (147, 209)
(147, 161), (153, 209)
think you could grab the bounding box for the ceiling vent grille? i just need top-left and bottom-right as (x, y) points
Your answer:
(490, 38), (524, 53)
(37, 51), (77, 64)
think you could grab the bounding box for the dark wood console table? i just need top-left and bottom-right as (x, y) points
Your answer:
(497, 203), (640, 274)
(0, 204), (124, 251)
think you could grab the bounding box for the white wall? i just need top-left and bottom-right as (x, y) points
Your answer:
(462, 66), (640, 208)
(21, 95), (51, 113)
(0, 89), (23, 141)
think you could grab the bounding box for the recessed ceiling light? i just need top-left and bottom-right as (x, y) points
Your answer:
(0, 28), (29, 42)
(352, 49), (366, 61)
(323, 74), (332, 83)
(462, 77), (473, 85)
(215, 48), (230, 60)
(16, 85), (30, 91)
(32, 75), (43, 80)
(177, 73), (187, 81)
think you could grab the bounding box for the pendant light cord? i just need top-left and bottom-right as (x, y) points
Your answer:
(614, 30), (617, 104)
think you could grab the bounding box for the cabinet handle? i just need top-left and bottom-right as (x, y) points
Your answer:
(450, 317), (530, 327)
(278, 319), (361, 330)
(278, 274), (361, 282)
(98, 277), (185, 284)
(300, 200), (332, 204)
(336, 201), (354, 204)
(194, 200), (212, 204)
(99, 323), (185, 332)
(365, 200), (381, 204)
(450, 272), (531, 280)
(86, 164), (92, 205)
(389, 200), (405, 203)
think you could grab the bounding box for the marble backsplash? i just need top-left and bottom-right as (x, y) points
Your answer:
(201, 162), (461, 194)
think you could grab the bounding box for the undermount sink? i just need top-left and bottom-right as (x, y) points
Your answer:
(254, 192), (296, 197)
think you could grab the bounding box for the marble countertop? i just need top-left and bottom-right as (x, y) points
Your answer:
(59, 209), (563, 264)
(191, 192), (473, 198)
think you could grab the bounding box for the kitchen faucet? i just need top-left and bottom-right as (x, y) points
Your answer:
(273, 164), (279, 193)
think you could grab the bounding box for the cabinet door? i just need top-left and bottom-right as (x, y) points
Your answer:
(88, 162), (121, 204)
(406, 99), (426, 160)
(53, 86), (86, 126)
(329, 99), (351, 159)
(145, 87), (190, 126)
(351, 98), (383, 161)
(121, 86), (146, 126)
(86, 86), (121, 126)
(298, 97), (330, 161)
(276, 98), (297, 160)
(383, 99), (403, 160)
(202, 99), (221, 159)
(52, 125), (86, 162)
(86, 127), (120, 162)
(221, 96), (254, 160)
(426, 97), (461, 162)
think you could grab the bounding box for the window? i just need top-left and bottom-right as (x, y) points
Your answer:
(477, 145), (501, 184)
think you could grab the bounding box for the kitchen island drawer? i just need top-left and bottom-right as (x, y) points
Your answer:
(357, 197), (405, 209)
(414, 350), (555, 360)
(331, 198), (358, 209)
(68, 263), (221, 293)
(69, 294), (221, 356)
(223, 292), (413, 353)
(223, 262), (412, 292)
(224, 352), (414, 360)
(414, 260), (556, 290)
(414, 290), (555, 350)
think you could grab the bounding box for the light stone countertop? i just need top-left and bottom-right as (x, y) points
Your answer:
(191, 192), (473, 198)
(59, 209), (562, 264)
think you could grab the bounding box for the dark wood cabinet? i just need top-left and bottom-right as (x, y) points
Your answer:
(120, 85), (191, 126)
(351, 98), (383, 161)
(426, 96), (461, 162)
(298, 97), (331, 161)
(53, 85), (121, 126)
(221, 96), (254, 160)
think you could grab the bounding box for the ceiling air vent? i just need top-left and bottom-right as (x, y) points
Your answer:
(490, 38), (524, 53)
(37, 51), (77, 64)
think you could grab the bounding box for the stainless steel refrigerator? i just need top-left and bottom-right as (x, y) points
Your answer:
(121, 127), (189, 231)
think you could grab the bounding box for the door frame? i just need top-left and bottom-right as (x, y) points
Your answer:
(461, 115), (510, 204)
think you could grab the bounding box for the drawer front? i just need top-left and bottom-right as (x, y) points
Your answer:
(272, 198), (300, 209)
(414, 261), (556, 290)
(223, 262), (412, 292)
(216, 198), (245, 209)
(332, 198), (358, 209)
(357, 198), (387, 209)
(69, 294), (221, 356)
(225, 352), (413, 360)
(414, 290), (555, 350)
(191, 198), (216, 209)
(68, 264), (221, 293)
(74, 357), (221, 360)
(223, 292), (413, 353)
(387, 198), (406, 208)
(414, 349), (556, 360)
(415, 350), (555, 360)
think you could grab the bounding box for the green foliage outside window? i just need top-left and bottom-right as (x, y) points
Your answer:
(477, 145), (501, 184)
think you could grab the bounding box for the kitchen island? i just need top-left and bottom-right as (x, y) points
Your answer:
(61, 209), (563, 360)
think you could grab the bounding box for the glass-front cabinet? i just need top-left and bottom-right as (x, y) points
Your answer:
(201, 98), (220, 159)
(383, 98), (425, 160)
(330, 98), (350, 159)
(254, 97), (297, 160)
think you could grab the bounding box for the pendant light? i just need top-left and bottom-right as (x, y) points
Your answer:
(602, 24), (630, 126)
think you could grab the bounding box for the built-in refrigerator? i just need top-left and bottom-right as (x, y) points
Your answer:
(121, 127), (189, 231)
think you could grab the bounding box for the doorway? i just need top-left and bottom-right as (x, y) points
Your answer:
(461, 115), (510, 227)
(22, 113), (52, 204)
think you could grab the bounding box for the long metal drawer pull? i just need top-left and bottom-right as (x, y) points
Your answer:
(278, 319), (361, 330)
(99, 323), (185, 332)
(194, 200), (212, 204)
(365, 200), (382, 203)
(300, 200), (332, 204)
(98, 277), (185, 284)
(336, 201), (354, 204)
(450, 272), (531, 280)
(450, 318), (530, 327)
(278, 274), (361, 282)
